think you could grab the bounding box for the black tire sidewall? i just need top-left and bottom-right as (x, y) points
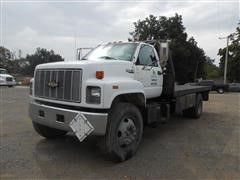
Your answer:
(196, 100), (203, 117)
(194, 95), (203, 118)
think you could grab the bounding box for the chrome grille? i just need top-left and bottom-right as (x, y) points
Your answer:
(6, 77), (13, 82)
(34, 69), (82, 102)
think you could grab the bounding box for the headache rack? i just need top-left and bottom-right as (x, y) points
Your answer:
(143, 39), (171, 68)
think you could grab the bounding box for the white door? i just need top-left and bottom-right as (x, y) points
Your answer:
(134, 44), (163, 98)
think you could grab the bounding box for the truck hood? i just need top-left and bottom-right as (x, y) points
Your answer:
(35, 59), (135, 79)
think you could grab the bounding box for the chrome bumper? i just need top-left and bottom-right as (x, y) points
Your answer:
(29, 101), (108, 135)
(0, 81), (16, 86)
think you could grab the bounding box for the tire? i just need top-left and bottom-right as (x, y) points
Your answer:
(217, 88), (224, 94)
(32, 122), (67, 139)
(99, 102), (143, 162)
(183, 94), (203, 119)
(8, 85), (13, 88)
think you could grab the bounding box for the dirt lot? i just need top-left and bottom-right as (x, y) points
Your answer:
(0, 87), (239, 179)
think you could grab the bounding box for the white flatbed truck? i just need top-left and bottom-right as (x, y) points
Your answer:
(29, 40), (211, 162)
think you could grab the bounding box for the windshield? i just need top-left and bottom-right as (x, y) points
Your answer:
(82, 43), (137, 61)
(0, 69), (7, 74)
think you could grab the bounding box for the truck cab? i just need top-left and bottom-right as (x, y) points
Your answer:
(29, 41), (210, 162)
(0, 68), (16, 87)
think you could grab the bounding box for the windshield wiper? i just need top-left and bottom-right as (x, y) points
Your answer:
(99, 56), (117, 60)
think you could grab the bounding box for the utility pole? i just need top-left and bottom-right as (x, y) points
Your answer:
(224, 36), (229, 84)
(219, 33), (234, 84)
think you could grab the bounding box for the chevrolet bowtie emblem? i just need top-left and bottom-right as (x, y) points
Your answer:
(48, 81), (58, 88)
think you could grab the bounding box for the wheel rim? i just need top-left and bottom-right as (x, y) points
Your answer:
(117, 116), (138, 148)
(198, 102), (202, 115)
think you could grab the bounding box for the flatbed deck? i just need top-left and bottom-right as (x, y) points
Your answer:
(174, 85), (211, 97)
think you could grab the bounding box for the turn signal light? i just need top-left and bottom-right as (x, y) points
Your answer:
(96, 71), (104, 79)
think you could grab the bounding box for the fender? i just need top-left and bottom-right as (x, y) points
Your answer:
(102, 78), (146, 109)
(84, 77), (146, 109)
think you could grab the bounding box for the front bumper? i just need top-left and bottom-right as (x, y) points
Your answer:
(0, 81), (16, 86)
(29, 101), (108, 135)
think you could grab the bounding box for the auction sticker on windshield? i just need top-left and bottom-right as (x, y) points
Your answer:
(69, 113), (94, 142)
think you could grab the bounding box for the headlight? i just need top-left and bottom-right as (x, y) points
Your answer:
(86, 86), (101, 104)
(0, 77), (5, 81)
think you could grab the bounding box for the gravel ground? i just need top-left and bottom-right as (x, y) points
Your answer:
(0, 87), (239, 179)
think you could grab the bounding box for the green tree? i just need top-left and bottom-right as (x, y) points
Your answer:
(0, 46), (22, 74)
(130, 14), (207, 84)
(0, 46), (14, 70)
(218, 26), (240, 82)
(204, 57), (220, 79)
(1, 47), (64, 76)
(25, 48), (64, 76)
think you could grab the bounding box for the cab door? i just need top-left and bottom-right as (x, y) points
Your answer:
(134, 44), (163, 98)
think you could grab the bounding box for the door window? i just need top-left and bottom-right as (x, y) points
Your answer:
(137, 45), (158, 67)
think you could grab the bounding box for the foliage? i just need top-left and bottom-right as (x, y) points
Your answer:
(204, 57), (220, 79)
(218, 26), (240, 82)
(24, 48), (64, 76)
(0, 47), (64, 76)
(130, 14), (207, 83)
(0, 46), (14, 69)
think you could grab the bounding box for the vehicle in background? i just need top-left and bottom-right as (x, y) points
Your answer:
(0, 68), (16, 87)
(186, 80), (229, 94)
(228, 83), (240, 92)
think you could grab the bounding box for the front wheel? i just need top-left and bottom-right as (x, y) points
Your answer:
(99, 102), (143, 162)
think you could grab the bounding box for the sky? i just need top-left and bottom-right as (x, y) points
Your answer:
(1, 0), (239, 65)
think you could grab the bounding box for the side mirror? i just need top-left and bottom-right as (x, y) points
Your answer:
(161, 67), (167, 75)
(150, 54), (156, 61)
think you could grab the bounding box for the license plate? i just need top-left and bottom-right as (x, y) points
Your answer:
(69, 113), (94, 142)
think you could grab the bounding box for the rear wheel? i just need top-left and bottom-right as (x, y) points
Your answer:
(32, 122), (67, 139)
(217, 88), (224, 94)
(183, 94), (203, 119)
(99, 102), (143, 162)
